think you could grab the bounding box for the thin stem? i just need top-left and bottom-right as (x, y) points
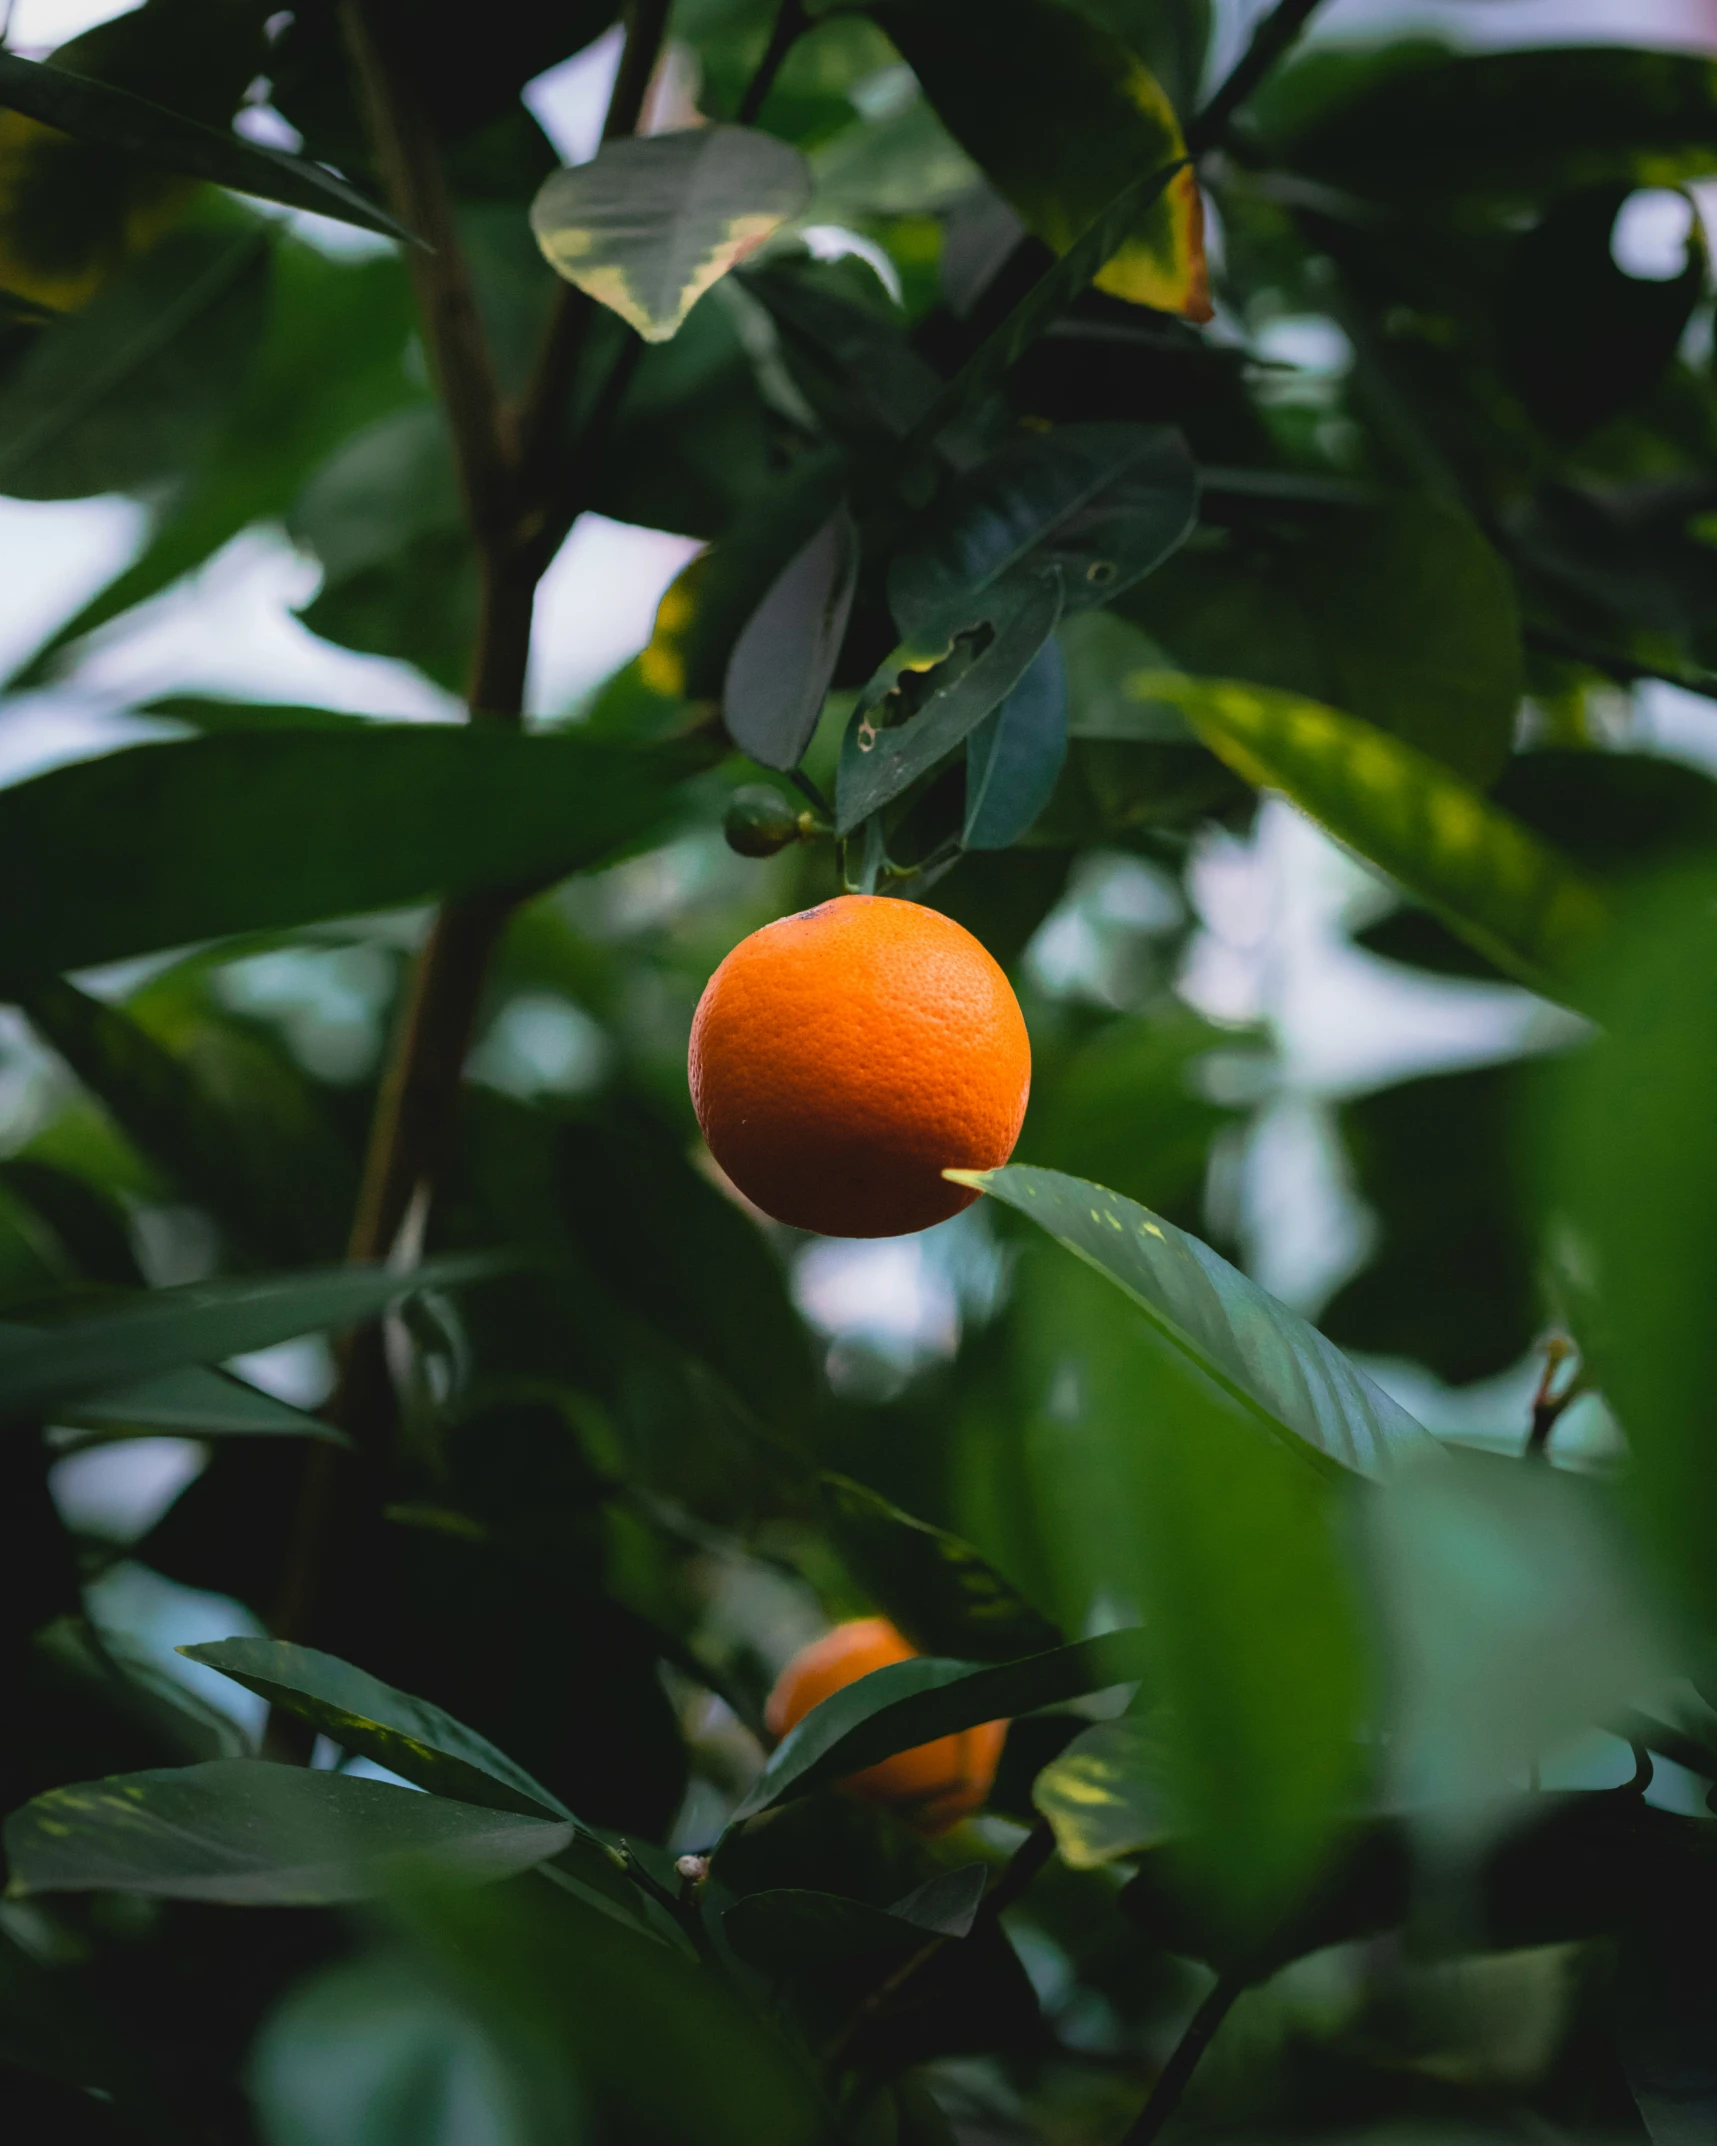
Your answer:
(1116, 1974), (1245, 2146)
(336, 1), (513, 552)
(1186, 0), (1329, 158)
(737, 0), (809, 126)
(1525, 1336), (1579, 1460)
(515, 0), (672, 477)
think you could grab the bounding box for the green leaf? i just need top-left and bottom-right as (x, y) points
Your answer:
(0, 1154), (142, 1286)
(0, 49), (411, 241)
(1284, 498), (1523, 788)
(890, 423), (1199, 632)
(955, 1163), (1437, 1479)
(1008, 1250), (1371, 1932)
(836, 568), (1063, 834)
(530, 126), (813, 343)
(4, 1761), (573, 1904)
(0, 729), (689, 988)
(57, 1362), (346, 1444)
(1322, 1063), (1540, 1386)
(1032, 1712), (1174, 1870)
(820, 1472), (1065, 1662)
(872, 0), (1208, 316)
(179, 1638), (572, 1822)
(0, 1253), (494, 1426)
(1136, 674), (1608, 1004)
(384, 1870), (827, 2146)
(1555, 865), (1717, 1631)
(964, 636), (1069, 851)
(731, 1626), (1152, 1823)
(1365, 1448), (1673, 1816)
(17, 975), (355, 1268)
(723, 1863), (986, 1973)
(250, 1950), (572, 2146)
(0, 225), (268, 500)
(10, 243), (419, 683)
(723, 501), (858, 772)
(1500, 184), (1705, 440)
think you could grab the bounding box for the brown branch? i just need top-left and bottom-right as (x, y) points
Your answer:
(1525, 1335), (1581, 1460)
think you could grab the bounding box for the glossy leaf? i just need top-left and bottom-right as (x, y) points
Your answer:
(0, 1254), (494, 1427)
(820, 1472), (1064, 1662)
(0, 729), (689, 987)
(731, 1627), (1151, 1823)
(1032, 1713), (1174, 1870)
(180, 1638), (572, 1822)
(0, 50), (410, 240)
(964, 635), (1069, 851)
(723, 500), (858, 771)
(835, 568), (1063, 834)
(1137, 674), (1608, 1004)
(890, 423), (1198, 633)
(0, 226), (268, 501)
(954, 1164), (1437, 1479)
(5, 1761), (573, 1904)
(873, 0), (1209, 317)
(530, 126), (813, 343)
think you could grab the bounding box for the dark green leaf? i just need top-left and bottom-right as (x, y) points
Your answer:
(964, 635), (1068, 850)
(731, 1627), (1152, 1822)
(723, 1862), (985, 1973)
(0, 225), (268, 501)
(723, 501), (858, 772)
(4, 1760), (573, 1904)
(956, 1163), (1438, 1478)
(0, 1253), (494, 1426)
(1322, 1063), (1540, 1385)
(0, 1920), (182, 2143)
(1500, 185), (1704, 439)
(59, 1362), (345, 1444)
(0, 49), (410, 240)
(179, 1638), (573, 1821)
(836, 568), (1063, 834)
(890, 424), (1198, 632)
(0, 729), (689, 987)
(0, 1155), (141, 1286)
(820, 1472), (1065, 1662)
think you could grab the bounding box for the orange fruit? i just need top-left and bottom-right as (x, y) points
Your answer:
(765, 1616), (1007, 1834)
(687, 895), (1030, 1238)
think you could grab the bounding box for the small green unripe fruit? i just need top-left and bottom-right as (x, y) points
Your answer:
(724, 784), (807, 858)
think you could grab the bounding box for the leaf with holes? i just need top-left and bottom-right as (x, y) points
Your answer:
(836, 569), (1062, 835)
(891, 424), (1198, 633)
(531, 126), (813, 343)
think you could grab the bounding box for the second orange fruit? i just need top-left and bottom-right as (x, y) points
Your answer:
(766, 1616), (1007, 1834)
(688, 895), (1030, 1238)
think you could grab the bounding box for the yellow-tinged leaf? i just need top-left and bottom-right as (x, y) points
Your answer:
(0, 108), (192, 311)
(530, 126), (812, 344)
(1133, 671), (1608, 1002)
(872, 0), (1210, 322)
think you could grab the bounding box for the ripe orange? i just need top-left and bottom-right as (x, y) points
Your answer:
(687, 895), (1030, 1238)
(765, 1616), (1007, 1834)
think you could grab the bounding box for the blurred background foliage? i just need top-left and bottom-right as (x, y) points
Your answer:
(3, 0), (1717, 2141)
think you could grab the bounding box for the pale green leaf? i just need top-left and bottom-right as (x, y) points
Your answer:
(530, 126), (813, 343)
